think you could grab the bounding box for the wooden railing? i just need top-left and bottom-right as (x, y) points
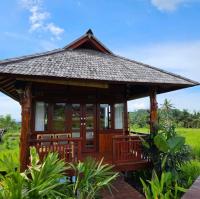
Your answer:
(112, 135), (148, 164)
(30, 137), (82, 162)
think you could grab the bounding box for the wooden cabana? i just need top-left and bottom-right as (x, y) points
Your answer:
(0, 30), (198, 172)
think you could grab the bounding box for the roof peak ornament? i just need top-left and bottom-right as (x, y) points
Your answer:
(86, 29), (94, 36)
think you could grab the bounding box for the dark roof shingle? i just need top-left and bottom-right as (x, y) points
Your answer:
(0, 48), (198, 86)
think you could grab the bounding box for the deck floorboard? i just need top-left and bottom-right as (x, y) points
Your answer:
(101, 177), (144, 199)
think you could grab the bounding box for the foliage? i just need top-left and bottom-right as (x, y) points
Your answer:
(129, 109), (149, 129)
(179, 160), (200, 188)
(0, 148), (118, 199)
(142, 124), (191, 177)
(25, 147), (69, 199)
(66, 157), (119, 199)
(0, 115), (19, 131)
(0, 147), (68, 199)
(140, 170), (186, 199)
(130, 99), (200, 129)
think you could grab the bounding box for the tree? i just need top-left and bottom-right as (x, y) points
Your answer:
(0, 115), (18, 130)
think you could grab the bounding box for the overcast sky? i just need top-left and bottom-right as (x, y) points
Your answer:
(0, 0), (200, 121)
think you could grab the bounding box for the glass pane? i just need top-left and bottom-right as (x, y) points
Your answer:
(52, 103), (65, 131)
(100, 104), (111, 129)
(72, 104), (80, 138)
(86, 131), (94, 148)
(114, 103), (124, 129)
(86, 104), (94, 129)
(85, 104), (95, 148)
(35, 102), (48, 131)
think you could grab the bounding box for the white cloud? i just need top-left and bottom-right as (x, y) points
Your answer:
(128, 99), (149, 111)
(118, 40), (200, 111)
(46, 23), (64, 39)
(29, 5), (50, 31)
(151, 0), (200, 12)
(20, 0), (64, 39)
(117, 40), (200, 82)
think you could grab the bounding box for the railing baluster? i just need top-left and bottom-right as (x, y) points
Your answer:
(112, 135), (147, 164)
(29, 137), (82, 163)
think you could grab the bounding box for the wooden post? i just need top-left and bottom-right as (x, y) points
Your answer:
(20, 84), (32, 172)
(150, 87), (158, 134)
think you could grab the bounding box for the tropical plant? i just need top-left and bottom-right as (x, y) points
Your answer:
(0, 148), (118, 199)
(0, 147), (69, 199)
(142, 124), (191, 177)
(140, 170), (186, 199)
(66, 157), (119, 199)
(24, 147), (69, 199)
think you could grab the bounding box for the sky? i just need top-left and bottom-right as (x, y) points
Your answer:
(0, 0), (200, 121)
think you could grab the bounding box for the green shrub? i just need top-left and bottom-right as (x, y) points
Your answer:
(142, 124), (191, 177)
(0, 147), (68, 199)
(66, 157), (119, 199)
(0, 148), (118, 199)
(140, 170), (186, 199)
(179, 160), (200, 188)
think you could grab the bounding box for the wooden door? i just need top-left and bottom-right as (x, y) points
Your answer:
(71, 103), (96, 152)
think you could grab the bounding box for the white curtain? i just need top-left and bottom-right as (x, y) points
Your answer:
(114, 103), (124, 129)
(35, 102), (45, 131)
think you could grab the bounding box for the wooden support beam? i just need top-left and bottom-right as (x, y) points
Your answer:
(7, 88), (16, 93)
(16, 77), (109, 89)
(20, 84), (32, 172)
(0, 78), (13, 85)
(149, 87), (158, 134)
(2, 81), (15, 90)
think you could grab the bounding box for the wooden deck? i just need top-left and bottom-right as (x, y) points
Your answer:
(101, 176), (145, 199)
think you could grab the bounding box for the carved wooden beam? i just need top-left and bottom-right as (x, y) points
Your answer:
(149, 87), (158, 134)
(20, 83), (32, 172)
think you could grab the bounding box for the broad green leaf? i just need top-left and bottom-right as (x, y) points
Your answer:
(167, 136), (185, 152)
(154, 134), (169, 152)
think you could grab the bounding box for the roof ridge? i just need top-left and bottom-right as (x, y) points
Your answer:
(111, 53), (200, 85)
(0, 48), (65, 65)
(64, 32), (113, 54)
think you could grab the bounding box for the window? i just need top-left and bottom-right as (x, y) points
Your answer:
(52, 103), (66, 131)
(114, 103), (124, 129)
(100, 104), (111, 129)
(35, 102), (48, 131)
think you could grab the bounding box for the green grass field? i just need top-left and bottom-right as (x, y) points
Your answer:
(0, 129), (20, 170)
